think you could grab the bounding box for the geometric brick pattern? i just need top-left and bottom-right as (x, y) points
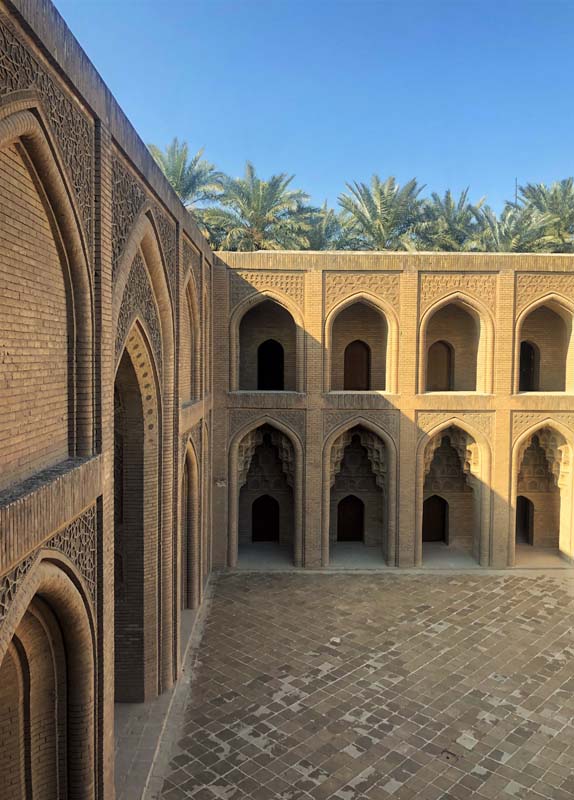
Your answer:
(154, 572), (574, 800)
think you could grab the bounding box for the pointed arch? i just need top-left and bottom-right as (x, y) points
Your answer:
(510, 418), (574, 565)
(180, 438), (201, 613)
(0, 555), (96, 800)
(416, 417), (492, 566)
(0, 102), (94, 471)
(181, 273), (202, 403)
(514, 293), (574, 393)
(228, 416), (303, 567)
(324, 292), (399, 393)
(419, 291), (494, 394)
(230, 289), (305, 392)
(322, 417), (398, 567)
(113, 209), (176, 693)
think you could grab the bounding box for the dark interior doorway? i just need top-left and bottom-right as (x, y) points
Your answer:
(252, 494), (280, 542)
(427, 340), (453, 391)
(337, 495), (364, 541)
(516, 495), (534, 545)
(258, 339), (284, 390)
(519, 341), (539, 392)
(422, 495), (448, 542)
(344, 340), (371, 391)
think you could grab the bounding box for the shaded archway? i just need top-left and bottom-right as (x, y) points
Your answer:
(252, 494), (280, 542)
(427, 340), (453, 391)
(237, 298), (297, 390)
(0, 558), (96, 800)
(515, 298), (574, 392)
(326, 424), (391, 564)
(180, 276), (201, 404)
(181, 441), (201, 612)
(257, 339), (285, 390)
(344, 340), (371, 390)
(420, 294), (494, 393)
(511, 424), (573, 564)
(229, 418), (303, 566)
(423, 495), (448, 542)
(329, 299), (389, 391)
(417, 421), (491, 566)
(114, 323), (160, 702)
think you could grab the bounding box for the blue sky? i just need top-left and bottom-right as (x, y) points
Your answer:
(55, 0), (574, 211)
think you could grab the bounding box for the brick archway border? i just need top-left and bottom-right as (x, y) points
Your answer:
(228, 416), (304, 567)
(322, 417), (398, 567)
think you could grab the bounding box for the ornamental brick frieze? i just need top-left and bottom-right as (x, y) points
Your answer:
(116, 252), (163, 376)
(324, 272), (400, 314)
(153, 203), (177, 295)
(512, 412), (574, 441)
(0, 505), (97, 627)
(323, 410), (399, 441)
(416, 411), (493, 442)
(229, 409), (306, 442)
(230, 271), (305, 311)
(419, 273), (497, 314)
(0, 16), (94, 253)
(111, 155), (146, 277)
(516, 273), (574, 316)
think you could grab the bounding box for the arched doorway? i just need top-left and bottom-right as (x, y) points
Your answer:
(337, 495), (364, 541)
(257, 339), (284, 390)
(344, 340), (371, 390)
(427, 341), (453, 391)
(238, 299), (297, 390)
(252, 494), (280, 542)
(114, 327), (159, 703)
(516, 495), (534, 545)
(519, 341), (539, 391)
(423, 495), (448, 542)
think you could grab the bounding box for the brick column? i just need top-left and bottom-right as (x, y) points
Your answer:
(304, 268), (323, 566)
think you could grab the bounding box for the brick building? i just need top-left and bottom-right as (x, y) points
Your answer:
(0, 1), (574, 797)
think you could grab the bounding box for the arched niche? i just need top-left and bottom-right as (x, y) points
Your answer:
(181, 440), (201, 613)
(515, 296), (574, 393)
(0, 105), (93, 492)
(229, 418), (303, 567)
(420, 294), (494, 394)
(325, 295), (397, 393)
(257, 339), (285, 390)
(322, 418), (398, 567)
(416, 419), (492, 567)
(114, 322), (161, 702)
(233, 295), (301, 391)
(510, 422), (573, 565)
(0, 557), (96, 800)
(181, 276), (202, 404)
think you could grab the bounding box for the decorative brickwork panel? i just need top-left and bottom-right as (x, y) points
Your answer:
(0, 505), (97, 627)
(153, 204), (177, 295)
(0, 16), (94, 253)
(229, 409), (306, 442)
(116, 252), (163, 376)
(230, 271), (305, 311)
(516, 273), (574, 315)
(416, 411), (493, 442)
(512, 412), (574, 440)
(111, 155), (146, 278)
(183, 240), (202, 305)
(323, 411), (399, 441)
(420, 273), (497, 314)
(325, 273), (401, 314)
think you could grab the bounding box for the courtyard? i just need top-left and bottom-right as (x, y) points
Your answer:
(148, 571), (574, 800)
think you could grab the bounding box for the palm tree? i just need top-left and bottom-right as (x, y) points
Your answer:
(148, 138), (223, 207)
(518, 179), (574, 252)
(469, 204), (559, 252)
(304, 202), (343, 250)
(411, 189), (484, 251)
(200, 162), (311, 251)
(338, 175), (424, 250)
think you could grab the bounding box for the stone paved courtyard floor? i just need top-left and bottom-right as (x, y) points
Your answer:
(148, 572), (574, 799)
